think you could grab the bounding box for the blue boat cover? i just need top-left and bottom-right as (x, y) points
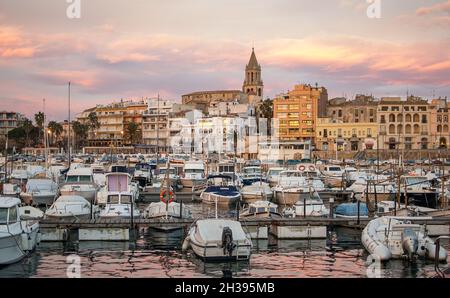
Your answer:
(335, 203), (369, 216)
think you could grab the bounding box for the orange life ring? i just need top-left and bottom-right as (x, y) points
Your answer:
(308, 165), (316, 172)
(299, 165), (306, 171)
(160, 189), (174, 203)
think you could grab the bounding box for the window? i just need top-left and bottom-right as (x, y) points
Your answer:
(302, 120), (312, 125)
(289, 120), (299, 126)
(391, 106), (400, 111)
(278, 113), (287, 118)
(370, 109), (374, 116)
(418, 106), (427, 112)
(413, 114), (420, 122)
(324, 129), (328, 137)
(421, 115), (427, 123)
(389, 114), (395, 122)
(289, 105), (299, 110)
(381, 107), (388, 111)
(413, 124), (420, 134)
(367, 128), (372, 136)
(0, 208), (7, 224)
(8, 207), (17, 223)
(288, 113), (299, 118)
(389, 124), (395, 134)
(380, 115), (386, 123)
(405, 114), (412, 122)
(338, 110), (342, 117)
(278, 105), (288, 110)
(397, 114), (403, 122)
(405, 124), (411, 134)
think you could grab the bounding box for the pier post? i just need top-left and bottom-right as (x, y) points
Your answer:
(304, 196), (307, 218)
(357, 200), (360, 225)
(180, 197), (183, 219)
(236, 196), (240, 221)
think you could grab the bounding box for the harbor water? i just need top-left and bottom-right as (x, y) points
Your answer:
(1, 202), (448, 278)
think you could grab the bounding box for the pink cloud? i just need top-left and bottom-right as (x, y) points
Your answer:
(0, 26), (36, 58)
(416, 0), (450, 16)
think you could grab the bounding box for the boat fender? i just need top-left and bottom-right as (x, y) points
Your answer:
(182, 235), (191, 252)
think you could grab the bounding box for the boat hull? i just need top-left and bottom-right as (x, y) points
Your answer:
(200, 192), (241, 208)
(0, 235), (25, 265)
(189, 239), (252, 261)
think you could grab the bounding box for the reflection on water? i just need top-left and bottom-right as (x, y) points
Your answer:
(0, 202), (448, 278)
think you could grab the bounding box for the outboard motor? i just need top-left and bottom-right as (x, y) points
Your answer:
(221, 227), (236, 257)
(402, 228), (419, 260)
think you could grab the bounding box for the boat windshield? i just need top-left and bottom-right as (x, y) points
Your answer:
(0, 208), (7, 224)
(185, 169), (204, 174)
(282, 171), (302, 177)
(160, 168), (176, 175)
(404, 177), (428, 185)
(108, 195), (132, 204)
(268, 169), (283, 176)
(328, 167), (342, 172)
(243, 168), (261, 174)
(66, 175), (92, 183)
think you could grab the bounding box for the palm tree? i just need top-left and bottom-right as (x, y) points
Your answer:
(34, 112), (45, 145)
(21, 118), (34, 147)
(257, 98), (273, 136)
(87, 112), (100, 142)
(72, 121), (89, 150)
(124, 121), (141, 145)
(48, 121), (63, 146)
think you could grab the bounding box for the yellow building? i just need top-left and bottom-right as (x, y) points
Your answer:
(316, 118), (378, 152)
(273, 84), (328, 142)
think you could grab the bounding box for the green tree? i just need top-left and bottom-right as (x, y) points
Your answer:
(22, 118), (34, 147)
(72, 121), (89, 150)
(87, 112), (100, 141)
(257, 98), (273, 136)
(124, 121), (141, 145)
(48, 121), (63, 146)
(34, 111), (45, 146)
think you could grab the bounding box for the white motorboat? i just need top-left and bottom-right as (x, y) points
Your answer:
(399, 175), (440, 209)
(240, 181), (273, 203)
(282, 189), (329, 218)
(266, 167), (285, 187)
(133, 163), (152, 188)
(9, 165), (29, 185)
(156, 167), (181, 189)
(99, 192), (140, 219)
(273, 170), (325, 206)
(362, 216), (448, 262)
(241, 166), (264, 186)
(96, 172), (140, 206)
(240, 201), (281, 219)
(200, 175), (241, 208)
(182, 219), (252, 261)
(0, 197), (41, 265)
(144, 201), (192, 231)
(321, 165), (345, 187)
(20, 178), (58, 206)
(45, 195), (98, 220)
(60, 167), (98, 202)
(180, 161), (206, 189)
(2, 183), (21, 197)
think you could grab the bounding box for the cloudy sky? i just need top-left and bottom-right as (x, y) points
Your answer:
(0, 0), (449, 121)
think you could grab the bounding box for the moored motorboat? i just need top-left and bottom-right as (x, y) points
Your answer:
(200, 175), (241, 208)
(59, 167), (98, 203)
(362, 216), (448, 262)
(240, 181), (273, 203)
(44, 195), (98, 220)
(144, 201), (192, 231)
(20, 178), (58, 206)
(182, 219), (252, 261)
(0, 197), (41, 265)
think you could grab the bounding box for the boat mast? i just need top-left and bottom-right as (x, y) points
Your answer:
(43, 98), (49, 170)
(156, 94), (159, 170)
(68, 82), (71, 169)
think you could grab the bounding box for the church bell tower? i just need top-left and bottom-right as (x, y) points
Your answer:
(243, 48), (263, 98)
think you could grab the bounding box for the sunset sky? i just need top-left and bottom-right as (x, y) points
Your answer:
(0, 0), (449, 121)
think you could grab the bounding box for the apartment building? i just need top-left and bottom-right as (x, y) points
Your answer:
(273, 84), (328, 142)
(0, 111), (23, 140)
